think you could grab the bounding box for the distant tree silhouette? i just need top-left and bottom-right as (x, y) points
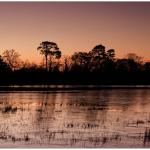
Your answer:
(88, 44), (116, 72)
(20, 60), (40, 72)
(98, 49), (116, 73)
(63, 56), (72, 72)
(48, 52), (61, 72)
(0, 42), (149, 85)
(115, 59), (130, 73)
(125, 53), (143, 64)
(21, 59), (31, 69)
(107, 49), (115, 60)
(124, 53), (144, 73)
(0, 55), (11, 72)
(115, 58), (141, 74)
(144, 62), (150, 72)
(37, 41), (61, 71)
(90, 44), (106, 60)
(71, 52), (91, 72)
(2, 49), (21, 71)
(72, 52), (90, 65)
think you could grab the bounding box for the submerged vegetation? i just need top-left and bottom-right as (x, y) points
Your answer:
(0, 41), (150, 85)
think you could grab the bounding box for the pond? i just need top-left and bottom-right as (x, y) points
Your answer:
(0, 89), (150, 147)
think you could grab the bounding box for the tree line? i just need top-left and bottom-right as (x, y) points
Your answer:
(0, 41), (150, 85)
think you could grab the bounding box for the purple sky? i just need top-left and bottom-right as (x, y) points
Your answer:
(0, 2), (150, 63)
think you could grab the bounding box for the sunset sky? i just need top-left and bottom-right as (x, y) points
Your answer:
(0, 2), (150, 63)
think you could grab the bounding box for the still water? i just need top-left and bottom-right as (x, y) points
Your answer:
(0, 89), (150, 147)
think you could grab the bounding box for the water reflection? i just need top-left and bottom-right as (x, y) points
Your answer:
(0, 89), (150, 147)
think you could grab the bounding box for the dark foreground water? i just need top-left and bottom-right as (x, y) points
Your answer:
(0, 89), (150, 147)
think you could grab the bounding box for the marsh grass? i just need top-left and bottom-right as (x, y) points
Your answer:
(144, 128), (150, 146)
(2, 106), (17, 113)
(137, 120), (145, 126)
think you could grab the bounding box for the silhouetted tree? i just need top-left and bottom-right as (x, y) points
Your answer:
(98, 49), (116, 73)
(88, 44), (116, 72)
(115, 59), (130, 73)
(48, 52), (61, 72)
(0, 41), (148, 85)
(144, 62), (150, 72)
(37, 41), (61, 71)
(107, 49), (115, 60)
(115, 58), (140, 73)
(125, 53), (143, 64)
(72, 52), (90, 65)
(0, 55), (11, 72)
(71, 52), (91, 72)
(2, 49), (21, 71)
(63, 56), (72, 72)
(125, 53), (143, 72)
(20, 60), (40, 72)
(90, 44), (106, 60)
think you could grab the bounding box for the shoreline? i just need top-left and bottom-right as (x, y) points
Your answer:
(0, 85), (150, 91)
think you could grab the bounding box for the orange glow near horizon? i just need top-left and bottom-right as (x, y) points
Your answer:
(0, 2), (150, 64)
